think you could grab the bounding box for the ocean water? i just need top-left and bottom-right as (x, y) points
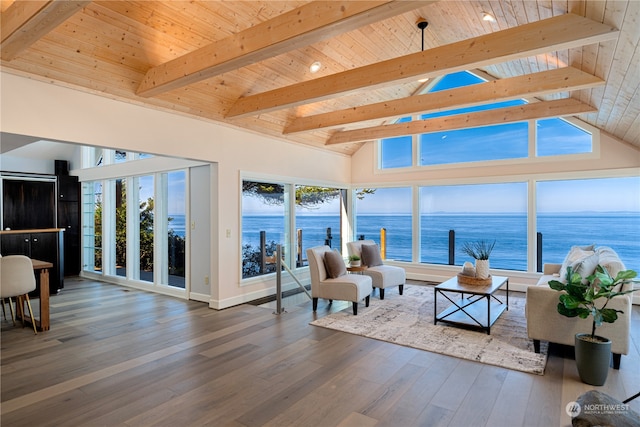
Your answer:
(242, 213), (640, 272)
(168, 214), (186, 237)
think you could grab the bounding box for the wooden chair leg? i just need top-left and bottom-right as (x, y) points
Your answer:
(17, 295), (26, 328)
(312, 298), (318, 311)
(7, 297), (16, 326)
(379, 289), (385, 300)
(352, 302), (358, 315)
(23, 294), (37, 335)
(365, 295), (370, 307)
(1, 298), (6, 321)
(399, 284), (404, 295)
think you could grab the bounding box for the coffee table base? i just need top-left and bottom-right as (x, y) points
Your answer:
(435, 295), (506, 334)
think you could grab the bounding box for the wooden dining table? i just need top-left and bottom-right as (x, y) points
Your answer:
(15, 259), (53, 331)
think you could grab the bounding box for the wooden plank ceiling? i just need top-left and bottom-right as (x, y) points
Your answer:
(1, 0), (638, 155)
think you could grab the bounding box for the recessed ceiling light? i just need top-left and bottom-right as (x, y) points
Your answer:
(482, 12), (496, 22)
(309, 61), (321, 73)
(418, 77), (429, 83)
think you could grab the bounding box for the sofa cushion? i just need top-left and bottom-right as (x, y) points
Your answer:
(323, 249), (346, 279)
(559, 245), (596, 282)
(361, 244), (383, 267)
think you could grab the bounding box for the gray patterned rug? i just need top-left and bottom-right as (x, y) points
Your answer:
(310, 285), (548, 375)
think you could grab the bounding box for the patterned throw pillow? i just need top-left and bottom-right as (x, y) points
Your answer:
(323, 249), (346, 278)
(361, 244), (383, 267)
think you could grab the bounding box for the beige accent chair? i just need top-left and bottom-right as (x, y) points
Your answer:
(307, 246), (372, 315)
(1, 255), (38, 334)
(526, 247), (632, 369)
(347, 240), (405, 300)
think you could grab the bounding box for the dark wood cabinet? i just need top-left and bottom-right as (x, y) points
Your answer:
(0, 229), (64, 294)
(2, 179), (56, 230)
(57, 175), (80, 275)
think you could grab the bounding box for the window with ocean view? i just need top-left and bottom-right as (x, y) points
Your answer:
(164, 170), (186, 288)
(295, 186), (343, 267)
(537, 177), (640, 272)
(355, 187), (412, 262)
(135, 175), (154, 283)
(242, 180), (287, 279)
(80, 157), (190, 292)
(420, 183), (528, 269)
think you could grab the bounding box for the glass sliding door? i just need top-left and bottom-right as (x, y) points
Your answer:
(114, 178), (126, 277)
(135, 175), (154, 283)
(82, 181), (102, 273)
(164, 170), (186, 288)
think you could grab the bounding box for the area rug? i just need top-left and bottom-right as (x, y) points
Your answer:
(310, 285), (548, 375)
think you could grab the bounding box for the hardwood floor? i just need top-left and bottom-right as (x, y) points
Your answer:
(2, 277), (639, 427)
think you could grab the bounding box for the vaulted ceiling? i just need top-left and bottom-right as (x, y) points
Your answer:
(1, 1), (638, 156)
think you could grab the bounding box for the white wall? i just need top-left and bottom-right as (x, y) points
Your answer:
(0, 72), (352, 309)
(189, 164), (212, 301)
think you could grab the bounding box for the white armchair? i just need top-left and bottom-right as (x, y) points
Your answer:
(307, 245), (372, 315)
(347, 240), (405, 300)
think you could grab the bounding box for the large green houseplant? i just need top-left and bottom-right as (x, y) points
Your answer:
(549, 265), (637, 385)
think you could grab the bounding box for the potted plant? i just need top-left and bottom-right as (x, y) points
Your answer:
(461, 239), (495, 279)
(348, 255), (361, 267)
(549, 265), (637, 385)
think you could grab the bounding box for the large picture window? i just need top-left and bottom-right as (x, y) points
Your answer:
(419, 183), (528, 270)
(536, 177), (640, 272)
(295, 186), (344, 267)
(536, 118), (592, 156)
(378, 71), (595, 170)
(242, 180), (287, 279)
(354, 187), (412, 262)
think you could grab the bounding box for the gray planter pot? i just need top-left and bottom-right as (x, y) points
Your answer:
(575, 333), (611, 386)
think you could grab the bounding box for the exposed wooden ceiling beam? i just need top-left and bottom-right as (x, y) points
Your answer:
(1, 0), (90, 61)
(226, 13), (618, 119)
(136, 1), (429, 98)
(284, 67), (603, 134)
(326, 98), (597, 145)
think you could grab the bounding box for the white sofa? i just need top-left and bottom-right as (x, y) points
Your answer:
(525, 246), (632, 369)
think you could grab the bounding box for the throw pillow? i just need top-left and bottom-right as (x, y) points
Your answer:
(361, 244), (383, 267)
(323, 249), (346, 279)
(596, 246), (626, 279)
(570, 252), (599, 284)
(559, 245), (596, 282)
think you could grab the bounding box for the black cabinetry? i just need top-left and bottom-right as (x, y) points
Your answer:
(0, 229), (64, 294)
(2, 179), (56, 230)
(57, 175), (80, 275)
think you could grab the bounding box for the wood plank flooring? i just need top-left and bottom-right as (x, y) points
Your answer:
(2, 277), (639, 427)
